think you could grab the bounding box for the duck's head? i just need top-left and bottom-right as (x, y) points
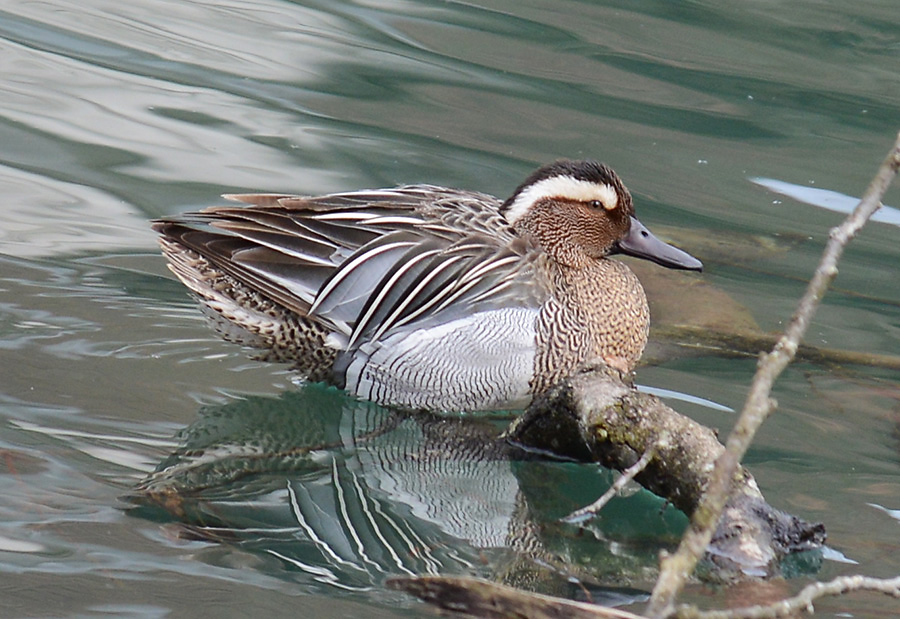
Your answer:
(500, 160), (702, 271)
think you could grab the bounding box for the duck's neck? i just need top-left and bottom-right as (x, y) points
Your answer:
(531, 258), (649, 395)
(514, 204), (592, 269)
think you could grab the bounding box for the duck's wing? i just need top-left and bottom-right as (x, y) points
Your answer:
(153, 186), (540, 343)
(333, 237), (546, 411)
(328, 232), (546, 350)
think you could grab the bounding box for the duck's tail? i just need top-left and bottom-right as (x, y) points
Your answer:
(155, 233), (337, 379)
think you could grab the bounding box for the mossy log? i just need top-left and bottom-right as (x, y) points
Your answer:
(505, 364), (825, 579)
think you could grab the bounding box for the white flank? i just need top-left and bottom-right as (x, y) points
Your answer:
(504, 176), (618, 225)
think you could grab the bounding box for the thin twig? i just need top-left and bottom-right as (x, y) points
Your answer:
(675, 574), (900, 619)
(645, 131), (900, 618)
(563, 445), (657, 524)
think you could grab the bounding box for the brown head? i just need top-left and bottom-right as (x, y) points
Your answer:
(501, 160), (702, 271)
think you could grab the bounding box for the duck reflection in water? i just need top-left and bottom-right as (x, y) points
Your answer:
(129, 385), (663, 606)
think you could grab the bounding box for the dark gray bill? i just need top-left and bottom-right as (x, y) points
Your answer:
(613, 217), (703, 271)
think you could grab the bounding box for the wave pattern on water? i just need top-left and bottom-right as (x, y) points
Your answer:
(1, 0), (900, 616)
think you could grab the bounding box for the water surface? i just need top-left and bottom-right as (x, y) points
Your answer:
(1, 1), (899, 616)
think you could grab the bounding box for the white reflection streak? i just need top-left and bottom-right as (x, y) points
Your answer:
(284, 480), (367, 573)
(10, 419), (177, 447)
(867, 502), (900, 521)
(751, 178), (900, 226)
(264, 549), (373, 592)
(10, 419), (176, 472)
(345, 460), (419, 577)
(821, 545), (859, 565)
(637, 385), (733, 413)
(331, 455), (382, 573)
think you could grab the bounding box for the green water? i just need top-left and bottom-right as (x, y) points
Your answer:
(1, 1), (899, 616)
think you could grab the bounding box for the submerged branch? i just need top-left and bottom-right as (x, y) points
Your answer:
(655, 325), (900, 371)
(645, 131), (900, 618)
(388, 575), (646, 619)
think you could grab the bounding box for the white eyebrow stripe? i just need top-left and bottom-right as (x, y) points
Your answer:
(504, 176), (618, 225)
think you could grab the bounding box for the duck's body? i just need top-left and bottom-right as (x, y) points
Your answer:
(153, 160), (701, 411)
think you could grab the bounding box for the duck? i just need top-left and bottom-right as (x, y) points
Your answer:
(153, 159), (702, 412)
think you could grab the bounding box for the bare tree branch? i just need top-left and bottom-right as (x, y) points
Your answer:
(645, 131), (900, 618)
(675, 574), (900, 619)
(563, 445), (656, 524)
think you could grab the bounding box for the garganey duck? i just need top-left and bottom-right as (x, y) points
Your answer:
(153, 160), (702, 411)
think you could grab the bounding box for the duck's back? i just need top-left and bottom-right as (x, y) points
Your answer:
(153, 186), (549, 411)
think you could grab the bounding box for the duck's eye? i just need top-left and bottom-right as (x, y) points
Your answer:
(589, 200), (603, 209)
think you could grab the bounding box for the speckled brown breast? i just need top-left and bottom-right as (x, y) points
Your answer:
(531, 258), (649, 395)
